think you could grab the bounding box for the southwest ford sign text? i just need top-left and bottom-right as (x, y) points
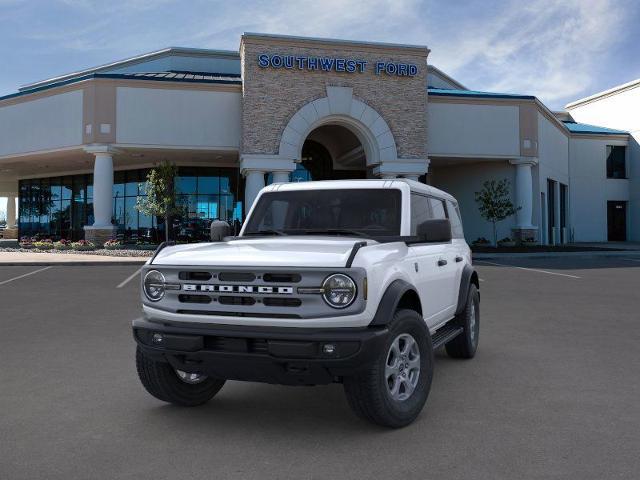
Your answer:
(257, 54), (418, 77)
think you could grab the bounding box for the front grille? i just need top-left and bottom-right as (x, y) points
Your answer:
(219, 296), (256, 306)
(178, 294), (211, 304)
(219, 272), (256, 282)
(263, 297), (302, 307)
(151, 266), (366, 320)
(263, 273), (301, 283)
(179, 271), (212, 281)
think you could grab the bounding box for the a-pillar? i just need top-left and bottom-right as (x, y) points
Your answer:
(83, 145), (118, 245)
(509, 157), (539, 242)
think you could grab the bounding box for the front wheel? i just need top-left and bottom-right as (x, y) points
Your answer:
(343, 309), (434, 428)
(136, 347), (225, 406)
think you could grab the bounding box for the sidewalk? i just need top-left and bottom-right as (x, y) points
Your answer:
(474, 250), (640, 260)
(0, 251), (149, 266)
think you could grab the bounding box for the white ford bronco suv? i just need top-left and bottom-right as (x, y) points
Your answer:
(133, 179), (480, 427)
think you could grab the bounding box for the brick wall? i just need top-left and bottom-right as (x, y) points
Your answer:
(240, 36), (429, 160)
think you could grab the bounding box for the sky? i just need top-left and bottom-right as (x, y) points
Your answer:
(1, 0), (639, 214)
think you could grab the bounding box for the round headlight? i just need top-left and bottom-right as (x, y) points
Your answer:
(322, 274), (357, 309)
(143, 270), (166, 302)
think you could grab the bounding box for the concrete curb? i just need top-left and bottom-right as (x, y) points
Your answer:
(0, 261), (148, 266)
(473, 250), (640, 260)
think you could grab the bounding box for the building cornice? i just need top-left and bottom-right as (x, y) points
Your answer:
(565, 78), (640, 110)
(0, 74), (241, 108)
(241, 32), (430, 57)
(19, 47), (240, 92)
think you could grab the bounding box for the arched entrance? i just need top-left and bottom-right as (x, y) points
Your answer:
(299, 124), (367, 181)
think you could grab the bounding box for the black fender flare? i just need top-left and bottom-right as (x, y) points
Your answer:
(369, 279), (419, 327)
(455, 264), (479, 315)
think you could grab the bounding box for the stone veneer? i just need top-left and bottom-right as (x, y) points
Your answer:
(240, 34), (429, 161)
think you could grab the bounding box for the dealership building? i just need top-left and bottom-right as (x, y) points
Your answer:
(0, 33), (637, 244)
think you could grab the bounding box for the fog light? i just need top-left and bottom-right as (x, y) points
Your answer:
(322, 343), (336, 354)
(152, 333), (164, 344)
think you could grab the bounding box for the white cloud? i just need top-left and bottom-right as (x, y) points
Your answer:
(3, 0), (634, 109)
(427, 0), (628, 107)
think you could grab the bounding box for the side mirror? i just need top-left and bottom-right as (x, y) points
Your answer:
(210, 220), (231, 242)
(416, 219), (452, 243)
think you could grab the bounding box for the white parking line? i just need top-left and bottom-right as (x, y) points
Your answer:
(117, 268), (142, 289)
(479, 278), (485, 282)
(475, 260), (581, 279)
(0, 266), (52, 286)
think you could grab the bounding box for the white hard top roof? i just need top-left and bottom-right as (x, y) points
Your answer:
(263, 179), (457, 203)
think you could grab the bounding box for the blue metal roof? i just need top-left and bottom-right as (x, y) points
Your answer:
(562, 121), (628, 135)
(0, 71), (242, 102)
(427, 87), (535, 100)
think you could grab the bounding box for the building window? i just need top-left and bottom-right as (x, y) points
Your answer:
(606, 145), (626, 179)
(18, 166), (243, 242)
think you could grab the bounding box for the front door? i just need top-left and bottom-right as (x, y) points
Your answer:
(607, 201), (627, 241)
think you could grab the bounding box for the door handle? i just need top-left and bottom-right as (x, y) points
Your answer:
(437, 259), (447, 267)
(455, 256), (463, 263)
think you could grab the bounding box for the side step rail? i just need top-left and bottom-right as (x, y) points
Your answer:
(431, 324), (463, 349)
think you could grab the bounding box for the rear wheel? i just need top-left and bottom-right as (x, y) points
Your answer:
(136, 347), (225, 406)
(343, 309), (434, 428)
(445, 284), (480, 359)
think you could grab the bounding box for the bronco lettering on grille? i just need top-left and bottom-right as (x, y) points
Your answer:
(182, 284), (294, 294)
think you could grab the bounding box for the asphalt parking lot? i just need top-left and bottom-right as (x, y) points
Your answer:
(1, 257), (639, 479)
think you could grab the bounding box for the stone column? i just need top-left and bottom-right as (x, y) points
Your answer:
(244, 170), (265, 212)
(271, 171), (290, 184)
(373, 158), (429, 181)
(83, 145), (117, 245)
(6, 195), (16, 228)
(510, 157), (538, 242)
(2, 195), (18, 240)
(240, 154), (295, 216)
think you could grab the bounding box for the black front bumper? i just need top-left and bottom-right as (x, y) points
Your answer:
(133, 318), (390, 385)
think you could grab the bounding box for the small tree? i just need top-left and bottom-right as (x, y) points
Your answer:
(136, 161), (182, 242)
(474, 179), (519, 246)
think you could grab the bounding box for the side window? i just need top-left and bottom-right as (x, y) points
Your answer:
(410, 193), (431, 234)
(428, 197), (447, 219)
(446, 200), (464, 238)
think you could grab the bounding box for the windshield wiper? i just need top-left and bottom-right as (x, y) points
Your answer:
(299, 229), (371, 238)
(244, 229), (287, 236)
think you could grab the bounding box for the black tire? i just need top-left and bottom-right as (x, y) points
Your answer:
(343, 309), (434, 428)
(136, 347), (225, 406)
(445, 284), (480, 359)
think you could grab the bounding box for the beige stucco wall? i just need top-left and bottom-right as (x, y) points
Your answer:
(240, 35), (429, 160)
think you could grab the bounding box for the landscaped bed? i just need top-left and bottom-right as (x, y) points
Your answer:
(0, 247), (154, 257)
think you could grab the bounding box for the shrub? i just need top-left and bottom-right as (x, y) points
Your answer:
(54, 239), (73, 250)
(472, 237), (491, 246)
(103, 239), (123, 250)
(19, 236), (34, 249)
(71, 240), (96, 251)
(33, 239), (54, 250)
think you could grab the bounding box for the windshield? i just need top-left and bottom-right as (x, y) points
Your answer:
(243, 189), (402, 237)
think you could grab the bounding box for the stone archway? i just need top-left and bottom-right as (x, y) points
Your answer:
(278, 86), (398, 168)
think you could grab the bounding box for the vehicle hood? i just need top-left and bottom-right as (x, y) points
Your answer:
(151, 236), (370, 267)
